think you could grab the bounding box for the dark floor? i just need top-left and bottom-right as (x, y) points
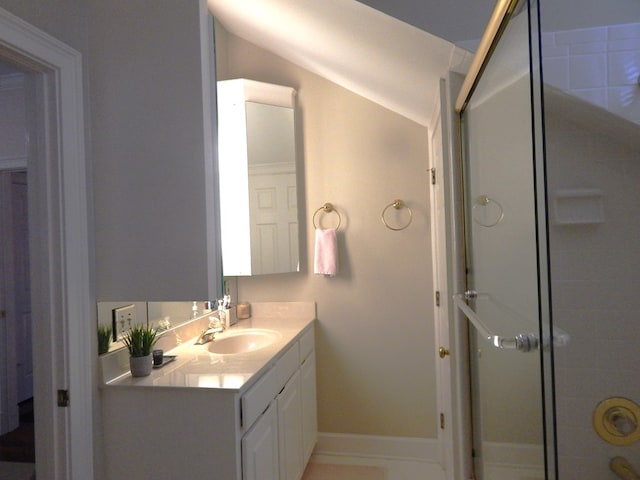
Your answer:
(0, 398), (35, 463)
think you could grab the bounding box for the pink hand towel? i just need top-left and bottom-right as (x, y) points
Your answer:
(314, 228), (338, 276)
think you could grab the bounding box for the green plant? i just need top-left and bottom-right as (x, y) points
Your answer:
(122, 324), (158, 357)
(97, 325), (112, 355)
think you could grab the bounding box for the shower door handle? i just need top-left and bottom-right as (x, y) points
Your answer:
(453, 293), (540, 353)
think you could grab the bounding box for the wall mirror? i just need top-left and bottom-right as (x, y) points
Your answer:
(96, 301), (210, 354)
(217, 78), (300, 276)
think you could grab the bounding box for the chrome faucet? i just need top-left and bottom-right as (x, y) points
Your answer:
(194, 316), (224, 345)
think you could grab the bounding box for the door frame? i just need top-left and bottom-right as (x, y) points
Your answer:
(0, 7), (93, 480)
(432, 74), (474, 480)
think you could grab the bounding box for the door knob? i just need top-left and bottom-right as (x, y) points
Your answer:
(438, 347), (450, 358)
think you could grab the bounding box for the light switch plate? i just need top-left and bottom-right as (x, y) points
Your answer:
(112, 304), (136, 341)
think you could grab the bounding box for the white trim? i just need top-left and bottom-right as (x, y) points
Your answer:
(429, 91), (456, 479)
(441, 72), (474, 480)
(314, 432), (440, 462)
(249, 162), (296, 176)
(312, 433), (445, 480)
(0, 6), (92, 480)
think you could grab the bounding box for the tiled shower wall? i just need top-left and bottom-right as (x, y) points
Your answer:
(544, 23), (640, 480)
(542, 22), (640, 125)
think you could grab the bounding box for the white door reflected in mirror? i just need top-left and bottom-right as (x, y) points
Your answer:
(217, 79), (301, 276)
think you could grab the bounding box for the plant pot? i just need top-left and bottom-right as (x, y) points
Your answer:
(129, 354), (153, 377)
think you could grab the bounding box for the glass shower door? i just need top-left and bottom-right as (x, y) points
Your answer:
(538, 0), (640, 478)
(455, 1), (555, 478)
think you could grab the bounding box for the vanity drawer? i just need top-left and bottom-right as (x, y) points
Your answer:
(299, 326), (314, 361)
(275, 342), (299, 393)
(242, 365), (277, 429)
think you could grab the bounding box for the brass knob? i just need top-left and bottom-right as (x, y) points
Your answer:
(438, 347), (450, 359)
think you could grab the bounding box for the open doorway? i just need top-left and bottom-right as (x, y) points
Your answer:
(0, 171), (34, 466)
(0, 62), (35, 473)
(0, 7), (94, 479)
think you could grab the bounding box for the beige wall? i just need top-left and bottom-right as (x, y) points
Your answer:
(217, 26), (437, 438)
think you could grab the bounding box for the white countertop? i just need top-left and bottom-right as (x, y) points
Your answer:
(103, 303), (315, 393)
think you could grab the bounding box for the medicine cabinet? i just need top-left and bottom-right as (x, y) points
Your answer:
(217, 79), (301, 276)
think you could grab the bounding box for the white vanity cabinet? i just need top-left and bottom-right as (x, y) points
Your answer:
(242, 400), (280, 480)
(242, 326), (317, 480)
(301, 351), (317, 463)
(101, 321), (316, 480)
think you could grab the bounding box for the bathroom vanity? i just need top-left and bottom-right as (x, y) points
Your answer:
(100, 303), (317, 480)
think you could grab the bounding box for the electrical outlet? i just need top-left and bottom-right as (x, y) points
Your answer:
(112, 304), (136, 341)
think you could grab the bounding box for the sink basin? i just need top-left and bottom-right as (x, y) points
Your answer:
(207, 329), (281, 355)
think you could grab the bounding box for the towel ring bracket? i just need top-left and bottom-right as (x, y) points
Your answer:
(313, 202), (342, 230)
(381, 199), (413, 231)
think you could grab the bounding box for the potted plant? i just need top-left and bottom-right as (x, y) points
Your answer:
(122, 324), (158, 377)
(97, 325), (113, 355)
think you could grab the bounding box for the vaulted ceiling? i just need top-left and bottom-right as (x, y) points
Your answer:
(207, 0), (475, 128)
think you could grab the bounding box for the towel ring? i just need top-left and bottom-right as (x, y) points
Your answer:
(313, 202), (342, 230)
(381, 199), (412, 231)
(472, 195), (504, 227)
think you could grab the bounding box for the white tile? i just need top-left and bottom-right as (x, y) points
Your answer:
(569, 54), (607, 89)
(540, 31), (556, 47)
(608, 50), (640, 85)
(542, 43), (569, 58)
(608, 37), (640, 52)
(556, 27), (607, 46)
(608, 86), (640, 123)
(572, 87), (608, 110)
(570, 42), (606, 55)
(608, 23), (640, 40)
(542, 57), (569, 90)
(555, 337), (597, 369)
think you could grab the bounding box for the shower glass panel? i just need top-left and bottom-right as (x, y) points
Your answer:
(457, 1), (554, 478)
(538, 0), (640, 478)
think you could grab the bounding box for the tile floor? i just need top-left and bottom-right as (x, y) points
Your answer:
(302, 462), (386, 480)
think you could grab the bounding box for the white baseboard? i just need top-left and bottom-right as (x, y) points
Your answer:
(314, 432), (441, 462)
(311, 433), (446, 480)
(311, 434), (544, 480)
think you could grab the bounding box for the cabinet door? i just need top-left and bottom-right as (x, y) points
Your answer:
(277, 370), (303, 480)
(301, 351), (317, 464)
(242, 400), (279, 480)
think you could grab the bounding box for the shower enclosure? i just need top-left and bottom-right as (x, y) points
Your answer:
(453, 0), (640, 478)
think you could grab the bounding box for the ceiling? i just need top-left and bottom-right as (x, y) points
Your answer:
(356, 0), (496, 46)
(207, 0), (476, 128)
